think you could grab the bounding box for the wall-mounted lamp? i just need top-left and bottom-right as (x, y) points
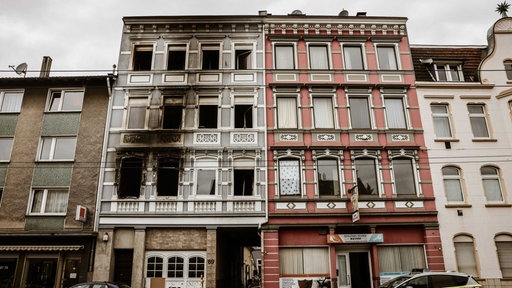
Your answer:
(102, 232), (109, 242)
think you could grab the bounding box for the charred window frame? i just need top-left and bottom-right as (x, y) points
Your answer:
(198, 97), (218, 129)
(118, 157), (143, 198)
(162, 97), (183, 129)
(157, 157), (180, 197)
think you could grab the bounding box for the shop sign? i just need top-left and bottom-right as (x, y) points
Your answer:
(327, 233), (384, 244)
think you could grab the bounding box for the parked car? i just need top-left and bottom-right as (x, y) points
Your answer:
(392, 271), (481, 288)
(380, 274), (413, 288)
(69, 282), (130, 288)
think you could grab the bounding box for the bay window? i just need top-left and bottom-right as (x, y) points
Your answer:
(118, 157), (143, 198)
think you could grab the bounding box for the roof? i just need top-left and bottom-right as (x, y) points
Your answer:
(410, 46), (486, 82)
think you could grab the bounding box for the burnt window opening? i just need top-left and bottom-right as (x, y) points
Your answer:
(157, 158), (180, 197)
(235, 50), (252, 70)
(199, 105), (218, 128)
(201, 46), (220, 70)
(163, 105), (183, 129)
(119, 157), (143, 198)
(234, 170), (254, 196)
(168, 50), (186, 70)
(234, 104), (253, 128)
(133, 46), (153, 71)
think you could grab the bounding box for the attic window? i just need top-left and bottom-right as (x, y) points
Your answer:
(434, 63), (463, 82)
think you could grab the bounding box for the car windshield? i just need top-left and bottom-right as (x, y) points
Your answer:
(382, 275), (411, 288)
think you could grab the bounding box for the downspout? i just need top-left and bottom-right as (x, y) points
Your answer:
(94, 73), (116, 232)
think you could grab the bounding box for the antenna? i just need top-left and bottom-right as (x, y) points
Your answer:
(8, 63), (28, 77)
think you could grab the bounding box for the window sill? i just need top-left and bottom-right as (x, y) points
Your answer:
(485, 203), (512, 208)
(26, 214), (66, 217)
(472, 138), (497, 142)
(434, 138), (459, 142)
(445, 204), (472, 208)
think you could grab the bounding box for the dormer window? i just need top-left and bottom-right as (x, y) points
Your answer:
(434, 63), (463, 82)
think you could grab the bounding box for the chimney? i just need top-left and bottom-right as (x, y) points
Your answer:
(40, 56), (52, 78)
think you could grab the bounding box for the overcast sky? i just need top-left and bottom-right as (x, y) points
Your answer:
(0, 0), (503, 77)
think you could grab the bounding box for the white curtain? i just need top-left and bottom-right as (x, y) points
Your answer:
(385, 98), (406, 128)
(279, 248), (328, 275)
(309, 46), (329, 69)
(483, 179), (503, 201)
(31, 190), (44, 213)
(1, 92), (23, 112)
(496, 241), (512, 277)
(53, 137), (77, 160)
(313, 98), (334, 128)
(128, 106), (146, 129)
(349, 98), (371, 128)
(279, 248), (303, 274)
(45, 190), (69, 213)
(277, 98), (297, 128)
(343, 46), (363, 69)
(378, 47), (398, 70)
(0, 138), (13, 160)
(454, 242), (478, 276)
(303, 248), (329, 274)
(275, 46), (294, 69)
(378, 246), (425, 273)
(443, 179), (463, 202)
(433, 117), (452, 137)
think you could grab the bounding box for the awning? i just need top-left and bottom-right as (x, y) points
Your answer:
(0, 245), (83, 252)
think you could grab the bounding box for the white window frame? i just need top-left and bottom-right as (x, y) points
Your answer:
(273, 43), (297, 69)
(316, 157), (341, 197)
(376, 45), (400, 70)
(0, 138), (14, 161)
(38, 137), (77, 161)
(279, 247), (329, 275)
(384, 95), (408, 129)
(467, 104), (490, 138)
(353, 157), (381, 196)
(47, 89), (84, 112)
(342, 44), (365, 70)
(145, 251), (206, 286)
(312, 95), (336, 129)
(434, 63), (464, 82)
(431, 104), (453, 138)
(166, 43), (189, 70)
(348, 95), (373, 129)
(307, 43), (331, 70)
(278, 158), (302, 197)
(126, 97), (149, 130)
(481, 166), (504, 203)
(194, 159), (218, 197)
(442, 166), (465, 203)
(0, 90), (24, 113)
(276, 94), (300, 129)
(28, 188), (69, 215)
(390, 157), (419, 196)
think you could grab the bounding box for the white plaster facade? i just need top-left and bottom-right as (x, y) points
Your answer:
(414, 17), (512, 287)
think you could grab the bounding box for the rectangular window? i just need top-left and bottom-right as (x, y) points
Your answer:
(30, 189), (69, 214)
(431, 104), (452, 138)
(201, 44), (220, 70)
(442, 167), (464, 202)
(377, 46), (398, 70)
(198, 97), (218, 128)
(196, 170), (216, 195)
(0, 138), (13, 161)
(133, 45), (153, 71)
(313, 98), (334, 128)
(343, 46), (364, 70)
(234, 169), (254, 196)
(235, 44), (253, 70)
(277, 97), (298, 128)
(274, 45), (295, 69)
(309, 44), (329, 69)
(468, 104), (490, 138)
(435, 63), (462, 81)
(127, 98), (147, 129)
(48, 90), (84, 112)
(349, 97), (371, 129)
(157, 158), (180, 197)
(317, 159), (340, 196)
(234, 104), (253, 128)
(0, 91), (23, 112)
(119, 157), (143, 198)
(279, 159), (301, 196)
(378, 246), (426, 273)
(354, 158), (378, 195)
(279, 248), (329, 275)
(39, 137), (77, 161)
(393, 158), (417, 196)
(385, 98), (407, 129)
(167, 45), (187, 70)
(162, 97), (183, 129)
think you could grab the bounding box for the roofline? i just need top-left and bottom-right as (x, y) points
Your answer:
(0, 74), (115, 84)
(410, 44), (487, 49)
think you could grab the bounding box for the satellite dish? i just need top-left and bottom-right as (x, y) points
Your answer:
(8, 63), (28, 77)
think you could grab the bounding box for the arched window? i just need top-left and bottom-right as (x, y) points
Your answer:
(167, 256), (184, 278)
(453, 235), (478, 277)
(146, 256), (163, 278)
(495, 234), (512, 278)
(481, 166), (504, 202)
(442, 166), (464, 202)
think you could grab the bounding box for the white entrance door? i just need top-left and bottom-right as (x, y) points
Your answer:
(337, 253), (351, 288)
